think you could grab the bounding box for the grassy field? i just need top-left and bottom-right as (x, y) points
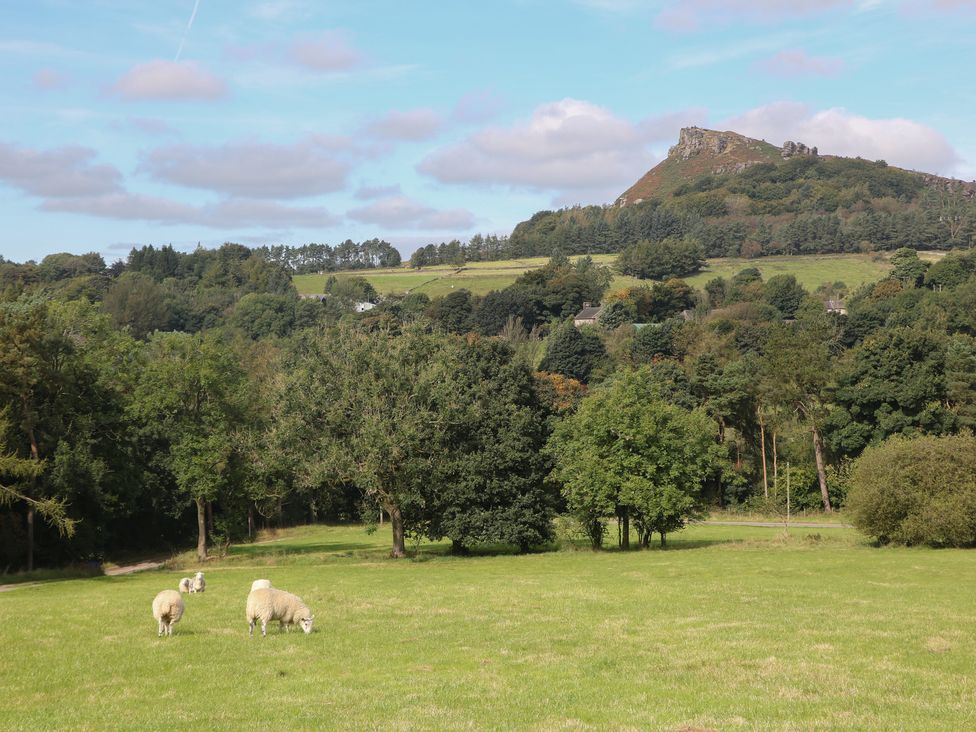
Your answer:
(293, 252), (928, 299)
(2, 522), (974, 730)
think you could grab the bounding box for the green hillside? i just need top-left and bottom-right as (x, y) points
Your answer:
(292, 251), (945, 299)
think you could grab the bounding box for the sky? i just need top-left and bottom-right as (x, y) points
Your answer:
(2, 0), (976, 263)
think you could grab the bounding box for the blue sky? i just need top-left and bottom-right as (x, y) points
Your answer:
(2, 0), (975, 263)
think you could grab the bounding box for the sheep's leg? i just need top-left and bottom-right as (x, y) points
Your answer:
(158, 620), (164, 637)
(248, 620), (255, 637)
(261, 619), (267, 637)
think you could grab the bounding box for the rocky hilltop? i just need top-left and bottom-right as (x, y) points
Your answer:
(617, 126), (969, 207)
(616, 127), (783, 205)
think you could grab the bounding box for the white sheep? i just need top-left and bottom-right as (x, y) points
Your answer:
(152, 590), (185, 637)
(250, 579), (272, 592)
(246, 588), (314, 637)
(178, 577), (192, 593)
(190, 571), (205, 593)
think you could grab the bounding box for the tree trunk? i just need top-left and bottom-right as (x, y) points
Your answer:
(620, 505), (630, 550)
(247, 505), (255, 539)
(812, 426), (832, 513)
(759, 413), (769, 499)
(26, 506), (34, 572)
(772, 431), (778, 496)
(26, 417), (40, 572)
(196, 497), (208, 561)
(389, 504), (406, 558)
(659, 531), (667, 548)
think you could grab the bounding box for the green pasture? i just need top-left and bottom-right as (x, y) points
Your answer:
(2, 522), (974, 730)
(293, 252), (922, 299)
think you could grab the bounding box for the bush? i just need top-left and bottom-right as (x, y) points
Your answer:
(846, 433), (976, 546)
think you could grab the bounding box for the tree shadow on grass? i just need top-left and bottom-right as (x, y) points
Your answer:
(228, 541), (375, 558)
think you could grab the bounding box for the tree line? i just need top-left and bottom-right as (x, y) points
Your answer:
(3, 243), (976, 571)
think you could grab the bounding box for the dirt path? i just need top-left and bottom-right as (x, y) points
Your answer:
(0, 558), (166, 593)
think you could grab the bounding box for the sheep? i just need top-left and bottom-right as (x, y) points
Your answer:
(152, 590), (185, 637)
(178, 577), (192, 593)
(190, 571), (205, 593)
(250, 579), (272, 592)
(246, 588), (314, 637)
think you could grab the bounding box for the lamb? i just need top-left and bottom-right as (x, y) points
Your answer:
(152, 590), (185, 637)
(250, 579), (272, 592)
(189, 571), (205, 593)
(246, 587), (314, 637)
(178, 577), (192, 593)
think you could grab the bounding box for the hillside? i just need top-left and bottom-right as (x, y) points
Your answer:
(505, 126), (976, 260)
(293, 251), (944, 298)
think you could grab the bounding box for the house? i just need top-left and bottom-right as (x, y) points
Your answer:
(825, 299), (847, 316)
(573, 302), (604, 327)
(354, 301), (376, 313)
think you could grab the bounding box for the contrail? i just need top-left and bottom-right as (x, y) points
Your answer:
(174, 0), (201, 61)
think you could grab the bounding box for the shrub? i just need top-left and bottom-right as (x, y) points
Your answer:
(846, 433), (976, 546)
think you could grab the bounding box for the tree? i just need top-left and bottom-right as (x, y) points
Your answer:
(615, 237), (705, 280)
(547, 368), (720, 549)
(538, 322), (607, 383)
(847, 433), (976, 546)
(130, 332), (249, 560)
(101, 271), (173, 339)
(279, 326), (553, 557)
(426, 289), (475, 334)
(890, 248), (928, 287)
(421, 338), (555, 552)
(763, 275), (807, 317)
(761, 305), (840, 511)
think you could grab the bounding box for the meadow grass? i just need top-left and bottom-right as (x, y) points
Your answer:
(293, 253), (904, 299)
(2, 522), (974, 730)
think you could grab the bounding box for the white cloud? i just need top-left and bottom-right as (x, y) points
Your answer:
(0, 141), (122, 197)
(354, 183), (402, 200)
(365, 108), (443, 141)
(755, 49), (845, 76)
(42, 193), (338, 229)
(288, 31), (364, 72)
(110, 60), (227, 101)
(724, 101), (960, 174)
(418, 99), (703, 199)
(140, 136), (358, 198)
(347, 195), (475, 230)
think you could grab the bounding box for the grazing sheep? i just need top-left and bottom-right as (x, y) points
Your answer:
(250, 579), (272, 592)
(190, 571), (205, 593)
(152, 590), (184, 637)
(246, 588), (314, 637)
(178, 577), (192, 593)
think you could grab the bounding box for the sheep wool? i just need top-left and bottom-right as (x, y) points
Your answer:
(178, 577), (192, 593)
(250, 579), (272, 592)
(152, 590), (185, 637)
(246, 588), (314, 637)
(190, 571), (205, 593)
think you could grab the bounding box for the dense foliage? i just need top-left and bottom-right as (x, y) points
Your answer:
(847, 433), (976, 546)
(3, 214), (976, 569)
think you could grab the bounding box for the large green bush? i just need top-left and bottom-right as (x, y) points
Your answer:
(847, 433), (976, 546)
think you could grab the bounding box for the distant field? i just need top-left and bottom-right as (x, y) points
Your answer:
(3, 522), (975, 730)
(293, 252), (934, 298)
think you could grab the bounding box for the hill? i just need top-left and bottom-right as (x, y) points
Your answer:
(616, 126), (785, 204)
(504, 127), (976, 260)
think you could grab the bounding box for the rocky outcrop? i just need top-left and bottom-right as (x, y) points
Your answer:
(781, 141), (818, 159)
(668, 127), (735, 159)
